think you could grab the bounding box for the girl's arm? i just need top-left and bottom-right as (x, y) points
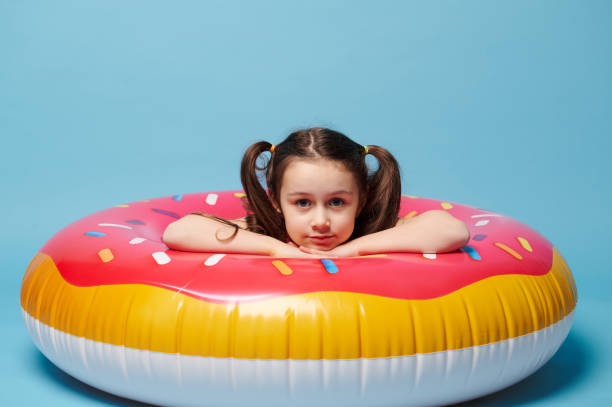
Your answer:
(162, 214), (320, 258)
(302, 210), (470, 257)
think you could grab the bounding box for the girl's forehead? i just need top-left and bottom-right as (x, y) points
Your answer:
(285, 157), (348, 170)
(281, 158), (358, 193)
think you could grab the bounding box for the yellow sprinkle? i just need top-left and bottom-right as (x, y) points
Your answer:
(357, 254), (388, 258)
(403, 210), (418, 218)
(441, 202), (453, 210)
(271, 260), (293, 275)
(139, 199), (150, 202)
(494, 243), (523, 260)
(234, 192), (246, 198)
(403, 195), (419, 199)
(98, 248), (114, 263)
(517, 237), (533, 252)
(115, 204), (129, 208)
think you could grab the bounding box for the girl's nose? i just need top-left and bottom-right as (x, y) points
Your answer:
(311, 208), (330, 230)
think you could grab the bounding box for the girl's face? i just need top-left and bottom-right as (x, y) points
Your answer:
(277, 158), (361, 251)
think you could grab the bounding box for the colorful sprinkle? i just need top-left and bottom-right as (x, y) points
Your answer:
(357, 254), (388, 258)
(321, 259), (339, 274)
(471, 214), (503, 218)
(403, 195), (419, 199)
(272, 260), (293, 275)
(461, 246), (482, 261)
(98, 249), (114, 263)
(98, 223), (132, 230)
(441, 202), (453, 210)
(125, 219), (145, 225)
(404, 210), (418, 218)
(204, 254), (226, 266)
(234, 192), (246, 198)
(494, 243), (523, 260)
(84, 231), (106, 237)
(152, 251), (171, 265)
(115, 204), (129, 208)
(472, 234), (487, 241)
(517, 237), (533, 252)
(172, 195), (183, 201)
(152, 208), (180, 218)
(422, 253), (436, 260)
(205, 193), (218, 205)
(129, 238), (146, 245)
(475, 220), (489, 227)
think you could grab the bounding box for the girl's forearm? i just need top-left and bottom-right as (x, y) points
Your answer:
(162, 214), (280, 255)
(349, 210), (470, 255)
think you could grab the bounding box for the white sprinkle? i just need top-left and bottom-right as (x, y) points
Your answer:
(129, 237), (146, 245)
(205, 193), (218, 205)
(475, 220), (490, 227)
(98, 223), (132, 230)
(471, 214), (503, 218)
(152, 251), (171, 265)
(423, 253), (437, 260)
(204, 253), (226, 266)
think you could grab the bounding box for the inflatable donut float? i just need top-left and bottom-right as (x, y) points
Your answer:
(21, 190), (577, 407)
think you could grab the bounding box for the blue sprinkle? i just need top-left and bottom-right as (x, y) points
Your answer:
(152, 208), (180, 218)
(84, 231), (106, 237)
(125, 219), (145, 225)
(472, 234), (487, 241)
(461, 246), (482, 261)
(321, 259), (339, 274)
(172, 194), (183, 201)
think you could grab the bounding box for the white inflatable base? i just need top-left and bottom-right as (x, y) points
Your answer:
(23, 309), (574, 407)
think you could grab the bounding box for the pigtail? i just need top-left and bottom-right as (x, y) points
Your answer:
(240, 141), (287, 241)
(354, 145), (402, 237)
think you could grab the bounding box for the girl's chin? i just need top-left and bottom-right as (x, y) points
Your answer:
(302, 240), (338, 251)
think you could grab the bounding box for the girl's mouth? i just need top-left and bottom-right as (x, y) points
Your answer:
(309, 235), (334, 243)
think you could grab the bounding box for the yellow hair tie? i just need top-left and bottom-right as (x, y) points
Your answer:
(270, 144), (275, 153)
(364, 145), (369, 155)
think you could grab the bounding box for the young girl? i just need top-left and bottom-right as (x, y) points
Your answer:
(163, 127), (470, 257)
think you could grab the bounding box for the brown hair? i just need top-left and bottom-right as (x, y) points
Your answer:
(240, 127), (401, 243)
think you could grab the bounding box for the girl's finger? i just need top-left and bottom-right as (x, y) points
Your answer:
(299, 246), (323, 255)
(299, 246), (332, 258)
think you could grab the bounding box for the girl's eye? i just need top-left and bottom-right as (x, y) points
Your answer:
(296, 199), (311, 208)
(329, 198), (345, 207)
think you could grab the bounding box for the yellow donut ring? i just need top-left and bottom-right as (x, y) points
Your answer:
(20, 191), (577, 406)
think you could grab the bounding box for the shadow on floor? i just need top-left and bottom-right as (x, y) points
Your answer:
(454, 329), (592, 406)
(33, 350), (154, 406)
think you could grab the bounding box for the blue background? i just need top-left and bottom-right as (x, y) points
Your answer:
(2, 0), (610, 405)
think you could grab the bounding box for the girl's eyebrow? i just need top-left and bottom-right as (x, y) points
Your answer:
(287, 190), (353, 196)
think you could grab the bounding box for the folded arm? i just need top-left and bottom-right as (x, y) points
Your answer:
(301, 210), (470, 257)
(162, 214), (321, 258)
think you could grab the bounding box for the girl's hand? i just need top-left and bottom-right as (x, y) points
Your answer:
(298, 243), (359, 258)
(269, 241), (326, 258)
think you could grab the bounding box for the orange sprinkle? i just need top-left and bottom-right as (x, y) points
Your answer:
(517, 237), (533, 253)
(404, 210), (418, 218)
(98, 248), (114, 263)
(357, 254), (388, 258)
(272, 260), (293, 275)
(494, 243), (523, 260)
